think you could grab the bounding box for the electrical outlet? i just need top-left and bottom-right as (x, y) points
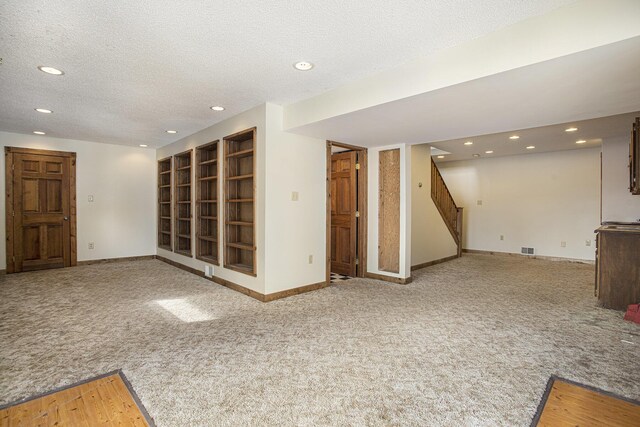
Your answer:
(561, 241), (566, 248)
(308, 255), (313, 264)
(585, 240), (591, 246)
(291, 191), (299, 201)
(88, 242), (94, 250)
(500, 235), (504, 241)
(477, 200), (483, 206)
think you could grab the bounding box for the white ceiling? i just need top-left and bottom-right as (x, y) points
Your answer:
(430, 111), (639, 163)
(290, 36), (640, 148)
(0, 0), (575, 147)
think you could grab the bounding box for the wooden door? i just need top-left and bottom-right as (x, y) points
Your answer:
(331, 151), (357, 276)
(5, 147), (76, 273)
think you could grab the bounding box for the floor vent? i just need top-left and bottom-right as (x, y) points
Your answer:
(521, 247), (535, 255)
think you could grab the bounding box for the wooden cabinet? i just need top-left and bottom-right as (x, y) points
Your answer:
(158, 157), (172, 251)
(174, 150), (192, 257)
(595, 224), (640, 310)
(224, 128), (256, 276)
(196, 141), (219, 264)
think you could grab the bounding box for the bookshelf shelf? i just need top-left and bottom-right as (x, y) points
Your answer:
(174, 150), (192, 257)
(196, 140), (219, 265)
(157, 157), (172, 251)
(224, 128), (256, 276)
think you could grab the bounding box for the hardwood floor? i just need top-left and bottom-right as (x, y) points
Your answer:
(534, 377), (640, 427)
(0, 371), (152, 426)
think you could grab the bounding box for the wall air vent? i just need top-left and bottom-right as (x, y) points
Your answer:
(521, 247), (535, 255)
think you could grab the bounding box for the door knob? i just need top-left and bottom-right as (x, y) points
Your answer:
(63, 216), (69, 221)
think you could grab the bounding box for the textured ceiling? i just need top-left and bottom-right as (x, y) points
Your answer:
(0, 0), (575, 147)
(430, 112), (639, 163)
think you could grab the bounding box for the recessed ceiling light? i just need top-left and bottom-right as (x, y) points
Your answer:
(294, 61), (314, 71)
(37, 66), (64, 75)
(210, 106), (225, 111)
(166, 130), (178, 134)
(472, 154), (480, 158)
(485, 150), (494, 154)
(33, 131), (46, 135)
(139, 144), (148, 148)
(437, 155), (445, 159)
(35, 108), (53, 114)
(464, 141), (473, 146)
(576, 140), (586, 144)
(565, 127), (578, 132)
(526, 145), (535, 150)
(509, 135), (520, 140)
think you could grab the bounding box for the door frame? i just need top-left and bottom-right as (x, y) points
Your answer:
(5, 146), (77, 273)
(326, 140), (368, 284)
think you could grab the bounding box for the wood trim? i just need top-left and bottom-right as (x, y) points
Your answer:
(4, 147), (76, 158)
(4, 147), (77, 273)
(69, 154), (77, 267)
(326, 141), (368, 279)
(365, 272), (412, 284)
(462, 249), (595, 264)
(224, 126), (258, 141)
(263, 281), (329, 302)
(77, 255), (156, 266)
(411, 254), (459, 271)
(155, 255), (325, 302)
(5, 148), (15, 273)
(327, 140), (367, 152)
(357, 150), (368, 278)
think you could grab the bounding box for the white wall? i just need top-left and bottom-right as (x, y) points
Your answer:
(156, 104), (267, 295)
(367, 144), (412, 279)
(0, 131), (156, 269)
(602, 136), (640, 223)
(439, 148), (600, 261)
(411, 145), (458, 267)
(264, 104), (326, 293)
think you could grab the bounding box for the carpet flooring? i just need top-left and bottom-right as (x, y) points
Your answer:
(0, 254), (638, 426)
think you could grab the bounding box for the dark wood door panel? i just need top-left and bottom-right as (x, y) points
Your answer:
(6, 147), (76, 273)
(330, 151), (357, 277)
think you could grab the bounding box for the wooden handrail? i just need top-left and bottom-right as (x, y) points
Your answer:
(431, 158), (462, 250)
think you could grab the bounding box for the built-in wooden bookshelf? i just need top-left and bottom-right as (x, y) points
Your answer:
(174, 150), (192, 257)
(224, 128), (256, 276)
(158, 157), (172, 251)
(196, 141), (219, 264)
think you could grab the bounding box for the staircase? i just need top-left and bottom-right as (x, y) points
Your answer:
(431, 158), (463, 257)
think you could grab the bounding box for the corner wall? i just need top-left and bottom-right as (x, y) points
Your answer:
(264, 104), (326, 294)
(438, 148), (600, 261)
(411, 145), (458, 267)
(0, 131), (156, 270)
(602, 136), (640, 222)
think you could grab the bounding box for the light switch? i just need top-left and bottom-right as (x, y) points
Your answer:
(88, 195), (94, 202)
(291, 191), (299, 201)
